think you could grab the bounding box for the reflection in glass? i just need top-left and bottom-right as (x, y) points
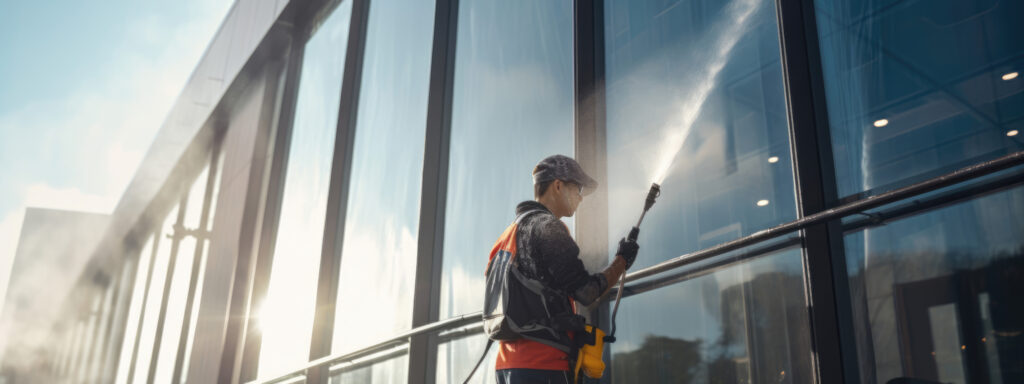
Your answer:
(131, 205), (178, 384)
(257, 1), (352, 378)
(115, 234), (155, 384)
(439, 0), (574, 322)
(436, 335), (497, 384)
(331, 0), (434, 354)
(329, 354), (407, 384)
(604, 0), (796, 271)
(843, 183), (1024, 383)
(154, 165), (208, 382)
(612, 248), (811, 383)
(814, 0), (1024, 197)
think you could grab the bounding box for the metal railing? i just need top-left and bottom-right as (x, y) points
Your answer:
(252, 150), (1024, 384)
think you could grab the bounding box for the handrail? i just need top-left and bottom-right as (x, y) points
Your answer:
(249, 312), (481, 384)
(252, 150), (1024, 384)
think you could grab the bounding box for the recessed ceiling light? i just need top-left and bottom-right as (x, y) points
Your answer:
(1008, 130), (1020, 137)
(1003, 72), (1019, 81)
(873, 119), (889, 128)
(768, 156), (779, 163)
(756, 199), (770, 207)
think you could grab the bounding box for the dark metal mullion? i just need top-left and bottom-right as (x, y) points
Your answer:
(306, 0), (371, 382)
(573, 1), (612, 382)
(237, 37), (305, 383)
(124, 231), (162, 383)
(171, 129), (226, 384)
(408, 0), (459, 381)
(573, 0), (608, 281)
(145, 194), (190, 384)
(774, 0), (857, 382)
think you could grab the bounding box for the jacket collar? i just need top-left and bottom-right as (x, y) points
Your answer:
(516, 200), (551, 216)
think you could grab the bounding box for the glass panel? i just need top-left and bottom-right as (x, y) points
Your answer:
(814, 0), (1024, 198)
(257, 1), (353, 378)
(329, 354), (408, 384)
(435, 335), (498, 384)
(75, 292), (101, 381)
(115, 234), (155, 384)
(611, 248), (812, 383)
(330, 0), (434, 354)
(181, 152), (223, 383)
(102, 258), (136, 383)
(131, 205), (178, 384)
(86, 279), (116, 382)
(439, 0), (574, 320)
(154, 165), (209, 382)
(604, 0), (796, 270)
(843, 183), (1024, 383)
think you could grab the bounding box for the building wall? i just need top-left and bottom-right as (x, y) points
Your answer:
(41, 0), (1024, 383)
(0, 208), (109, 383)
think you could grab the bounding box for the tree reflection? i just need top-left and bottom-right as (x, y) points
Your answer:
(613, 335), (703, 383)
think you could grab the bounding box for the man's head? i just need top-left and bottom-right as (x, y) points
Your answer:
(533, 155), (598, 218)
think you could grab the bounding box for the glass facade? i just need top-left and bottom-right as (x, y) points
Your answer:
(330, 0), (435, 359)
(130, 205), (177, 384)
(154, 165), (209, 382)
(815, 0), (1024, 198)
(40, 0), (1024, 383)
(604, 0), (796, 269)
(612, 246), (812, 382)
(438, 0), (574, 321)
(115, 234), (155, 384)
(843, 183), (1024, 383)
(257, 1), (353, 379)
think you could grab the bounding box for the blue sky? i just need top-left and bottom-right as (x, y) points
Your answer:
(0, 0), (233, 309)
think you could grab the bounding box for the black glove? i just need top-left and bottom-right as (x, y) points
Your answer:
(616, 237), (639, 270)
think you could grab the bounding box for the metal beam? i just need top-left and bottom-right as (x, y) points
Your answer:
(408, 0), (460, 381)
(775, 0), (857, 381)
(306, 0), (372, 382)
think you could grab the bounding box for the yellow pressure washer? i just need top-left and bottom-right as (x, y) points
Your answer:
(573, 183), (661, 381)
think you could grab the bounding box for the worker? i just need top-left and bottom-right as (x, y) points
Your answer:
(490, 154), (641, 383)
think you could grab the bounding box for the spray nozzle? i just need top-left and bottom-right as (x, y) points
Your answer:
(644, 183), (661, 213)
(627, 183), (661, 242)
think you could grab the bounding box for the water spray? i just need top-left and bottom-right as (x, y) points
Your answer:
(608, 182), (661, 340)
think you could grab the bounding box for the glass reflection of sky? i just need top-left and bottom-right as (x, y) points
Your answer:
(256, 1), (352, 379)
(604, 0), (796, 270)
(331, 0), (434, 357)
(815, 0), (1024, 197)
(438, 0), (573, 321)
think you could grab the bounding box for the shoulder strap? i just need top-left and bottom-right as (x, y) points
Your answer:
(462, 338), (494, 384)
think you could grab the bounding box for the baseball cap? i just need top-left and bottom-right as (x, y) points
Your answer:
(532, 154), (599, 196)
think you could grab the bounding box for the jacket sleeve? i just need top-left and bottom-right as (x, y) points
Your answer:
(534, 218), (609, 306)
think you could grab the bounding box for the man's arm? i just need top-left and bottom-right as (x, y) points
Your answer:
(537, 219), (638, 306)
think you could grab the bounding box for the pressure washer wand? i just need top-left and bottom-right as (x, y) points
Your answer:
(608, 183), (660, 340)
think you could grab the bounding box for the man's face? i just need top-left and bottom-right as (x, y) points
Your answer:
(558, 180), (584, 217)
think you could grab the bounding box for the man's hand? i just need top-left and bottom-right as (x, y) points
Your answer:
(616, 237), (639, 270)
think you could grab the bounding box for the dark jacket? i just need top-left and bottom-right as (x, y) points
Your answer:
(513, 201), (608, 306)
